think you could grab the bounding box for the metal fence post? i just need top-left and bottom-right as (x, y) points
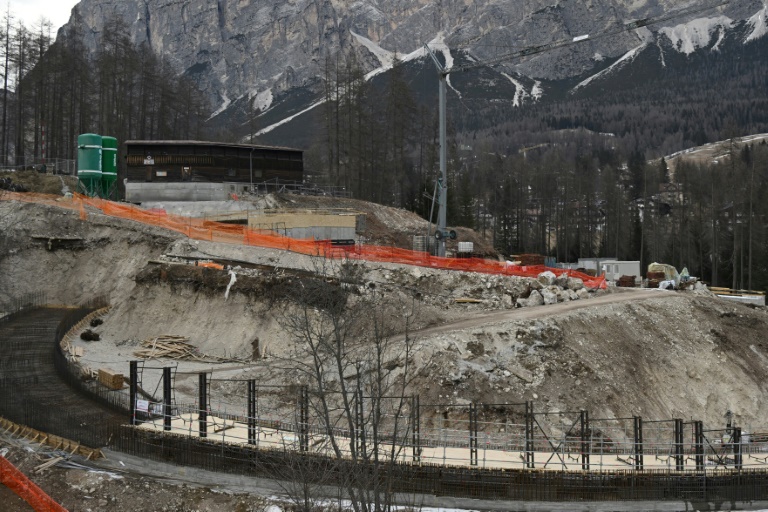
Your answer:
(580, 410), (590, 471)
(129, 361), (138, 425)
(695, 421), (704, 472)
(198, 372), (208, 438)
(412, 394), (421, 463)
(674, 418), (684, 471)
(733, 427), (742, 470)
(469, 403), (478, 466)
(525, 400), (534, 469)
(356, 388), (366, 457)
(634, 416), (644, 470)
(163, 367), (172, 432)
(299, 385), (309, 452)
(247, 379), (256, 445)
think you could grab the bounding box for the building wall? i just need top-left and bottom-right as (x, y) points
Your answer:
(205, 210), (362, 240)
(125, 182), (232, 202)
(124, 141), (303, 185)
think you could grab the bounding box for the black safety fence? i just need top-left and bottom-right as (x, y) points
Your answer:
(113, 426), (768, 503)
(4, 300), (768, 503)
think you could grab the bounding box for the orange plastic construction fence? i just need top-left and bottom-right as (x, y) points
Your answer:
(0, 455), (67, 512)
(1, 192), (606, 289)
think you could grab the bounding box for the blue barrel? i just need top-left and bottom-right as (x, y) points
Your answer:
(77, 133), (102, 196)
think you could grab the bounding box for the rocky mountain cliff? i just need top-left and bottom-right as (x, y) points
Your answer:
(62, 0), (768, 139)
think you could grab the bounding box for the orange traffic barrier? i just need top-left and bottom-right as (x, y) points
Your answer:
(0, 455), (67, 512)
(1, 192), (606, 288)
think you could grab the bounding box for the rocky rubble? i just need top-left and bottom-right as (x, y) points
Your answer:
(362, 265), (595, 310)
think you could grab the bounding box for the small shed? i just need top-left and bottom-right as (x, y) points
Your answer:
(600, 260), (641, 282)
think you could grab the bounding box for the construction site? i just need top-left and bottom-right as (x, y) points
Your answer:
(2, 171), (768, 510)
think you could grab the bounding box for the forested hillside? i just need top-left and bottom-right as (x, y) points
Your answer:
(3, 14), (208, 167)
(4, 5), (768, 292)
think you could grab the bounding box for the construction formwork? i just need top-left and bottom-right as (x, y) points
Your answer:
(4, 301), (768, 504)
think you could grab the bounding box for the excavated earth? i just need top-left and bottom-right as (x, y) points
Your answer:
(2, 195), (768, 509)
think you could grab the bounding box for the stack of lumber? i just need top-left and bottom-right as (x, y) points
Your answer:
(647, 271), (665, 288)
(514, 254), (545, 266)
(98, 369), (124, 390)
(134, 335), (246, 363)
(617, 275), (637, 288)
(134, 335), (206, 361)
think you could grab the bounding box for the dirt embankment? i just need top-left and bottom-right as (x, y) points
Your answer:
(0, 437), (270, 512)
(3, 199), (768, 435)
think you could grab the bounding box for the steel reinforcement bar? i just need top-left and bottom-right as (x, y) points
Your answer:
(5, 304), (768, 503)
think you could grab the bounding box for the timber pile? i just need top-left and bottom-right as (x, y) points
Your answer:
(98, 369), (124, 390)
(134, 335), (246, 363)
(617, 275), (637, 288)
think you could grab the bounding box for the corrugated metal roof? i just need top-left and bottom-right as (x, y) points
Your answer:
(124, 140), (302, 152)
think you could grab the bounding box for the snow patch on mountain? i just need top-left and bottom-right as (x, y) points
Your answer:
(746, 3), (768, 42)
(501, 73), (528, 107)
(659, 16), (734, 55)
(656, 40), (667, 68)
(254, 100), (326, 137)
(531, 81), (543, 101)
(351, 31), (395, 70)
(249, 89), (273, 112)
(208, 93), (231, 121)
(429, 33), (462, 97)
(572, 42), (648, 92)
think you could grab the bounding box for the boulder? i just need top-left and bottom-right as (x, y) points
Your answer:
(537, 271), (557, 286)
(517, 290), (544, 307)
(577, 288), (590, 300)
(567, 277), (585, 291)
(541, 288), (558, 305)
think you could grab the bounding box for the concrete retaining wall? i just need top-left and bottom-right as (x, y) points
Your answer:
(126, 183), (236, 202)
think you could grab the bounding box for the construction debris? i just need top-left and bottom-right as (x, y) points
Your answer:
(133, 335), (247, 363)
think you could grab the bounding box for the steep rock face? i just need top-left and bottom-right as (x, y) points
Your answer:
(63, 0), (765, 118)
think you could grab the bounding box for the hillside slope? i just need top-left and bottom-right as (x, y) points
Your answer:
(2, 198), (768, 434)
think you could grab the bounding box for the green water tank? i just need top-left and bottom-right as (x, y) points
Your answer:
(77, 133), (102, 196)
(101, 136), (118, 197)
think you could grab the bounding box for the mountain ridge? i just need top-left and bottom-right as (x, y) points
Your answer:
(57, 0), (768, 147)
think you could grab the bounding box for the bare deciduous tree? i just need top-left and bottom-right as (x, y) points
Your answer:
(274, 256), (422, 512)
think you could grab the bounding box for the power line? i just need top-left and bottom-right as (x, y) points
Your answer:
(423, 0), (736, 257)
(445, 0), (734, 74)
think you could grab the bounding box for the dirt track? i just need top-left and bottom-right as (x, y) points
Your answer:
(412, 288), (664, 338)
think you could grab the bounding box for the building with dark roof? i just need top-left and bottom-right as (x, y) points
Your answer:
(124, 140), (303, 202)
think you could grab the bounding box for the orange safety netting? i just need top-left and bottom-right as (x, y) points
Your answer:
(0, 455), (67, 512)
(1, 192), (606, 289)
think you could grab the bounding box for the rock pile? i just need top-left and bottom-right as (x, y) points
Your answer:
(516, 271), (590, 308)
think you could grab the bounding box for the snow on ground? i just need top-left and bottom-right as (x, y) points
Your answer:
(501, 73), (528, 107)
(207, 93), (232, 121)
(746, 2), (768, 42)
(251, 88), (273, 112)
(255, 100), (326, 136)
(572, 43), (648, 91)
(351, 30), (395, 71)
(531, 80), (543, 101)
(659, 16), (734, 55)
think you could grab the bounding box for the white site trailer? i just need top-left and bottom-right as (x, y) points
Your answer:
(600, 260), (641, 282)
